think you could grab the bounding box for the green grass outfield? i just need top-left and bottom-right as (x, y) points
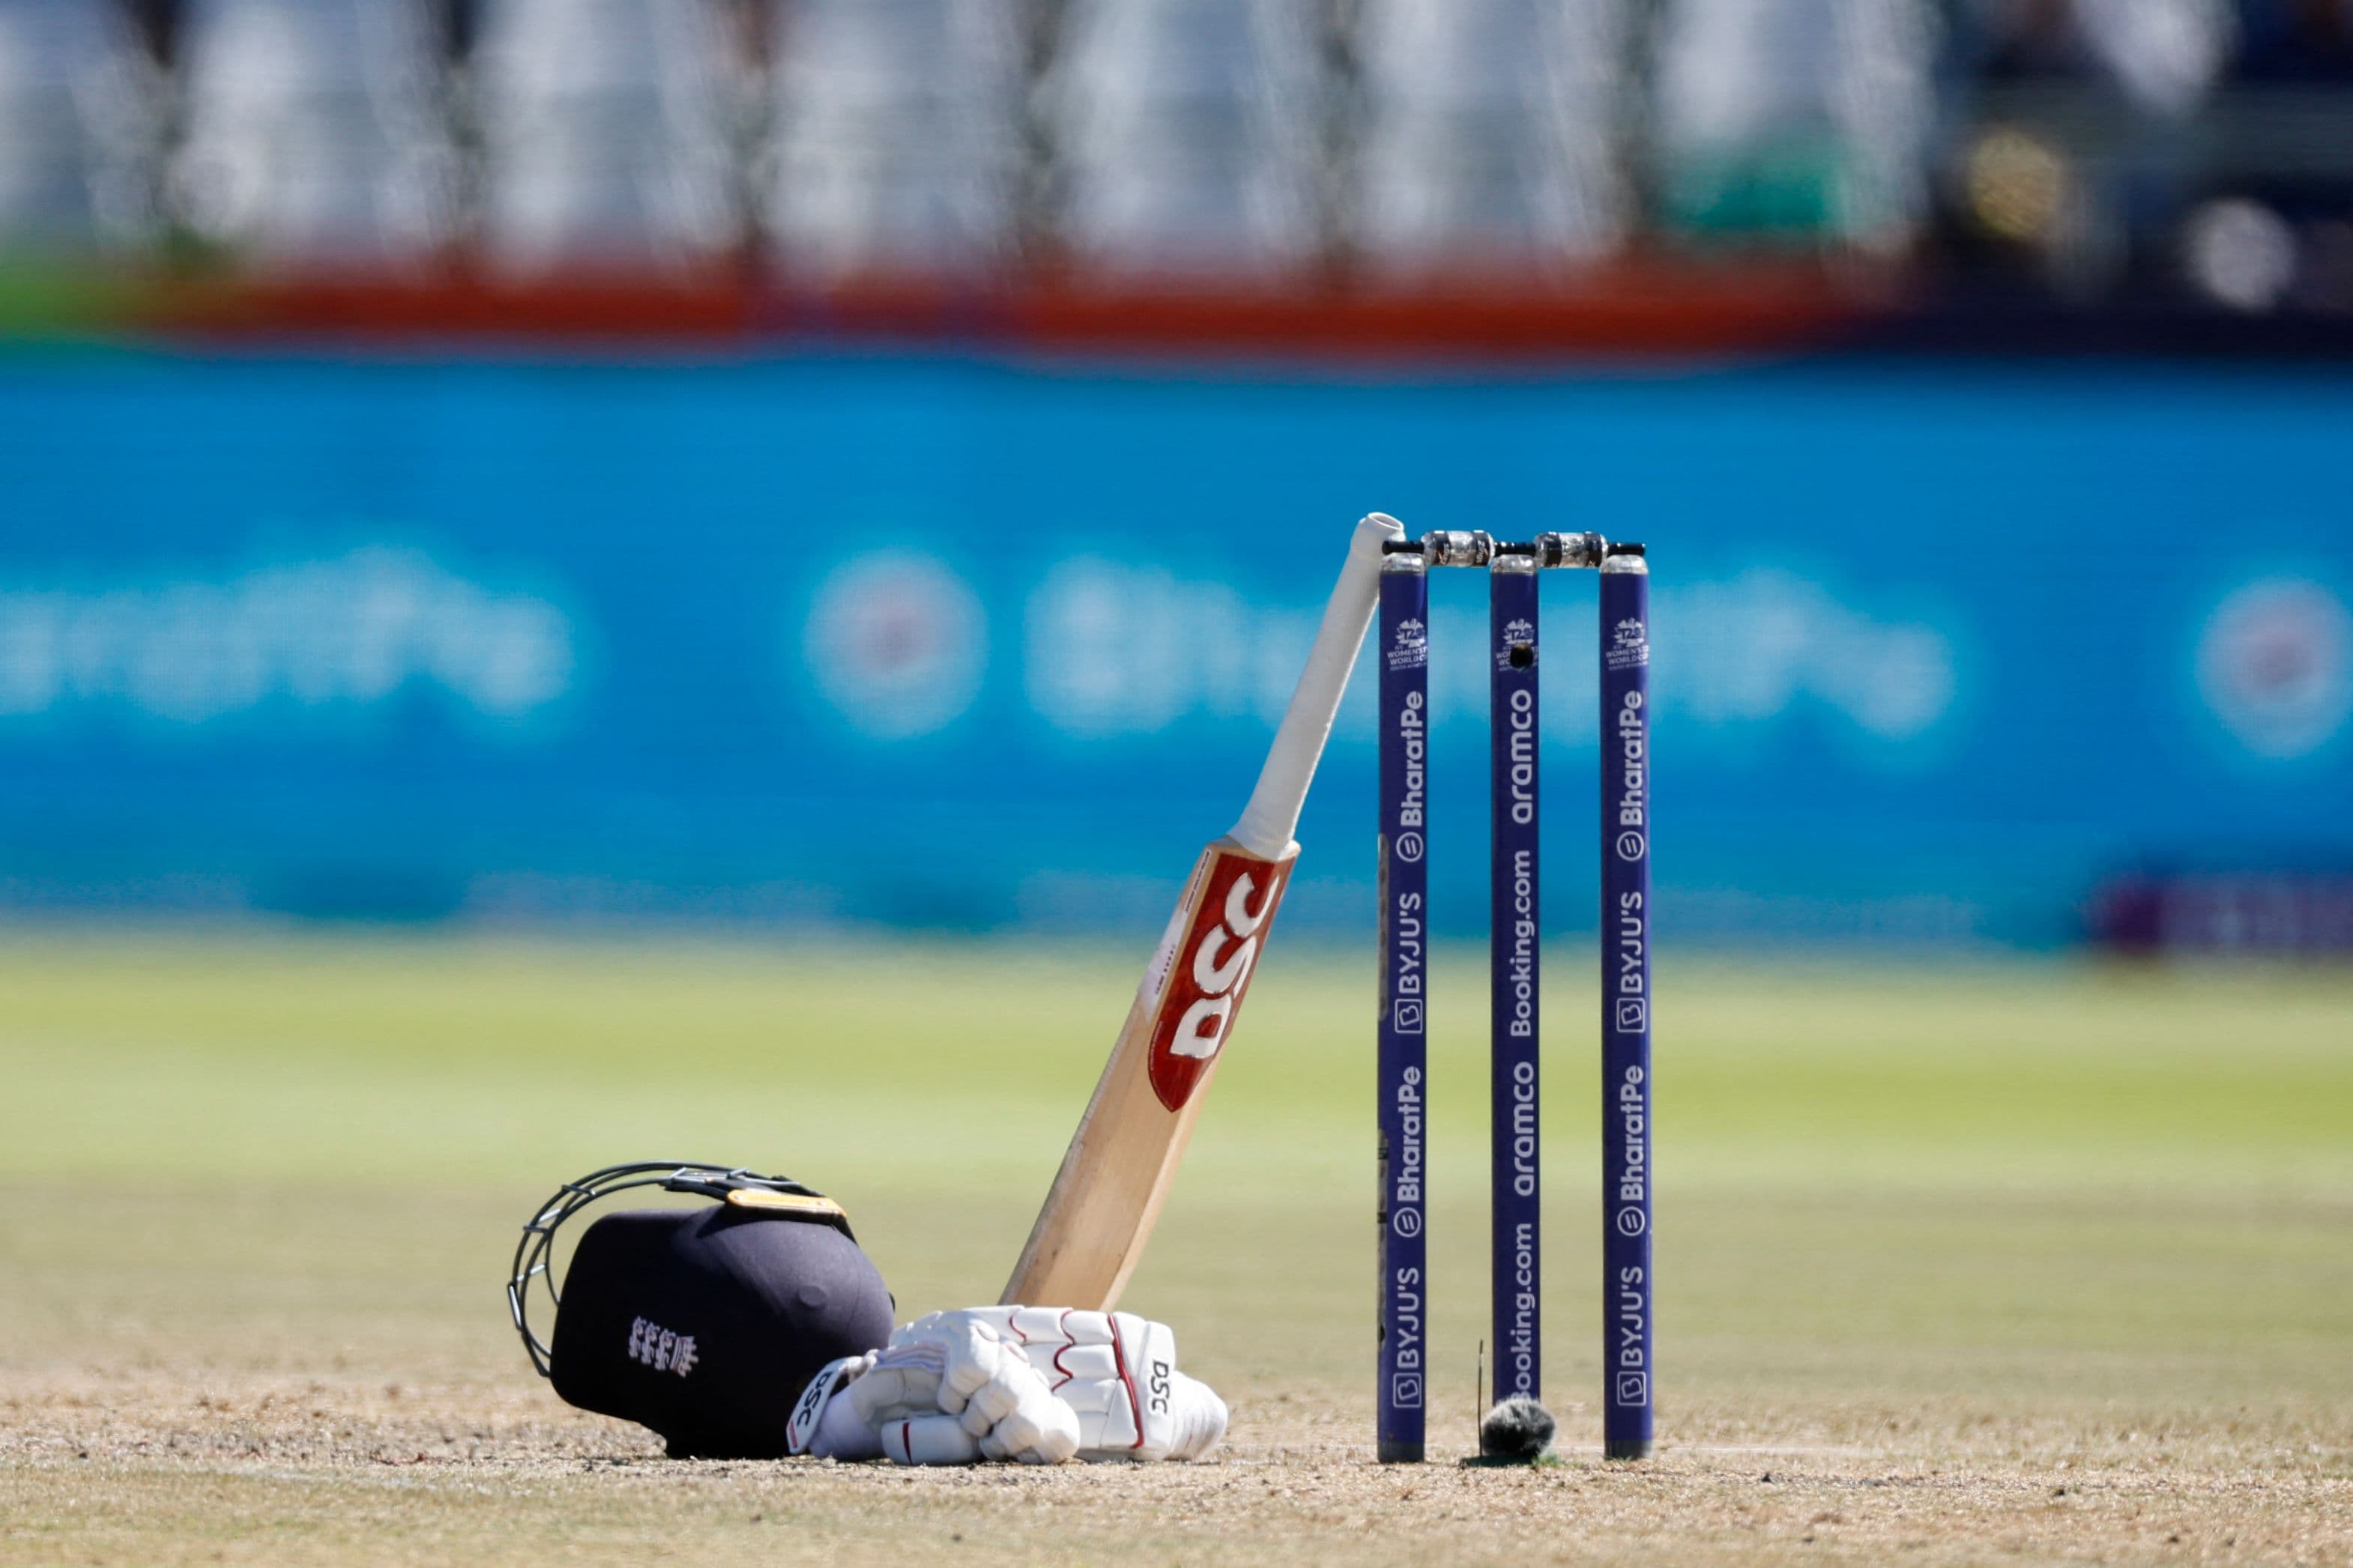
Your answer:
(2, 933), (2349, 1567)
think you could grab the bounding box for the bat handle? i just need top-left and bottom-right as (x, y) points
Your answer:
(1228, 512), (1405, 862)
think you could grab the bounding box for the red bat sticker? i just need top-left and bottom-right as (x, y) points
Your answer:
(1145, 848), (1290, 1112)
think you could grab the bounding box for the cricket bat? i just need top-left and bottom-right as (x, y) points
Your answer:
(1002, 512), (1405, 1310)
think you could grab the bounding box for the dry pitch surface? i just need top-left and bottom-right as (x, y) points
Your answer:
(3, 936), (2349, 1567)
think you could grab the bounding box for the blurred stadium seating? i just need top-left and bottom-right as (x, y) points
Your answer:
(765, 0), (1027, 279)
(1351, 0), (1628, 276)
(1045, 0), (1328, 281)
(0, 0), (157, 254)
(471, 0), (740, 276)
(1649, 0), (1939, 253)
(172, 0), (456, 268)
(0, 0), (2349, 345)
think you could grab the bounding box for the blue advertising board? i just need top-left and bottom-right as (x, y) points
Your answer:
(1, 349), (2349, 945)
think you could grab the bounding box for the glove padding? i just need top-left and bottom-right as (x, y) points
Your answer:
(785, 1307), (1226, 1465)
(853, 1311), (1081, 1465)
(977, 1307), (1227, 1462)
(785, 1352), (882, 1460)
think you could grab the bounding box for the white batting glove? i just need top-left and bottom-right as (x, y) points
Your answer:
(785, 1352), (882, 1460)
(857, 1312), (1079, 1465)
(786, 1308), (1223, 1466)
(973, 1307), (1228, 1462)
(785, 1345), (990, 1464)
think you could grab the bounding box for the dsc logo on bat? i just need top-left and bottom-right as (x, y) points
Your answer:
(1145, 849), (1290, 1111)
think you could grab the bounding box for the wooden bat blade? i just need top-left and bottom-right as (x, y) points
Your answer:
(1000, 512), (1398, 1310)
(1001, 837), (1294, 1309)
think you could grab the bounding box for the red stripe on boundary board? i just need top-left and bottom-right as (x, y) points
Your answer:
(121, 261), (1880, 362)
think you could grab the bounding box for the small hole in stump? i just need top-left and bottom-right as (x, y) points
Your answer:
(1508, 643), (1535, 669)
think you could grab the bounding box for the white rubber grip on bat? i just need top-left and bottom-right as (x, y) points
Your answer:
(1226, 512), (1406, 862)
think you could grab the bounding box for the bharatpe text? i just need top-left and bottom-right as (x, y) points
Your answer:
(1377, 558), (1430, 1462)
(1600, 557), (1652, 1459)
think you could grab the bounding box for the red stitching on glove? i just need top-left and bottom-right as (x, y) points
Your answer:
(1106, 1314), (1144, 1450)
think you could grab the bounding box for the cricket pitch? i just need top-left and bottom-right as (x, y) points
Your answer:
(3, 936), (2349, 1567)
